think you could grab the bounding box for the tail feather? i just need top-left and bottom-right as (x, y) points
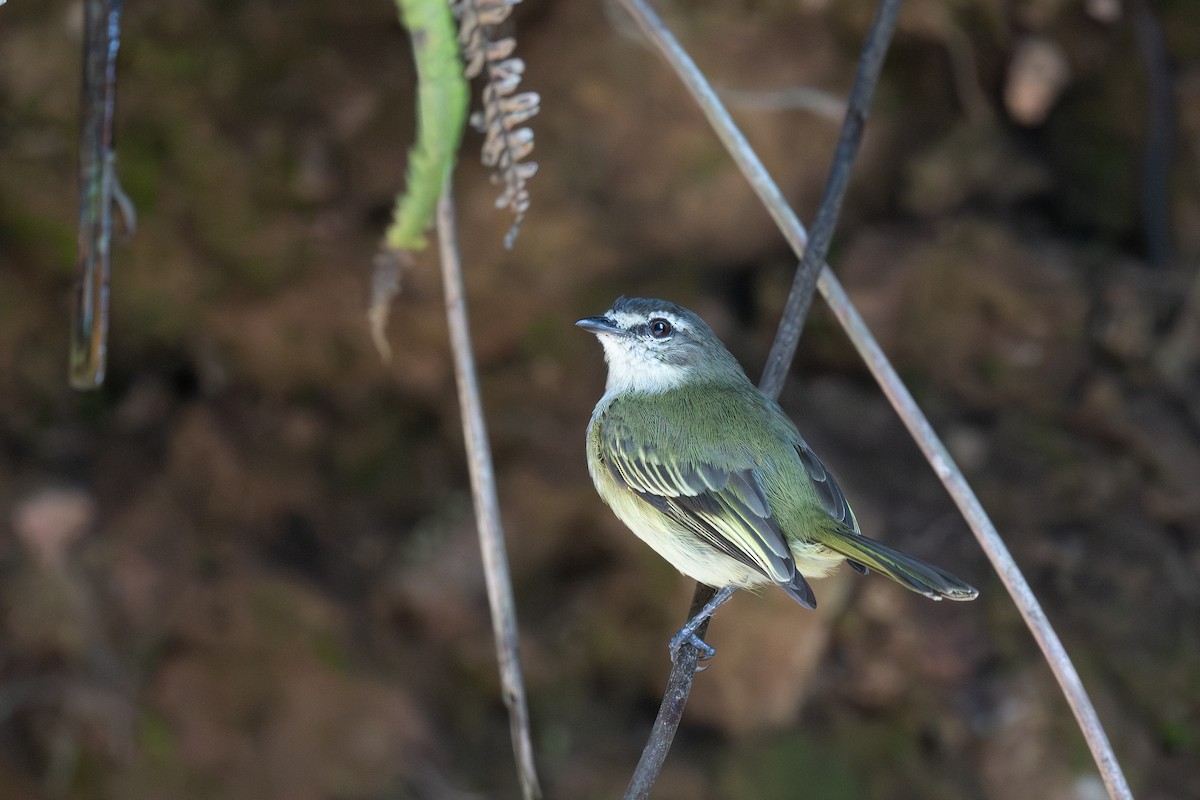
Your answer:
(824, 529), (978, 601)
(780, 572), (817, 610)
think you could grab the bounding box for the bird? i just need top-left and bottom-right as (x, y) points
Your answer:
(577, 296), (977, 660)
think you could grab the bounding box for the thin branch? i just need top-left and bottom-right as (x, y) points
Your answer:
(624, 583), (715, 800)
(717, 86), (846, 120)
(436, 185), (542, 800)
(71, 0), (130, 389)
(759, 0), (902, 399)
(614, 1), (1133, 799)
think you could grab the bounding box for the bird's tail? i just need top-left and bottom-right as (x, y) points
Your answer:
(824, 529), (978, 601)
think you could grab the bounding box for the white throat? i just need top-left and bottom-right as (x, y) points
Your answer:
(598, 335), (689, 399)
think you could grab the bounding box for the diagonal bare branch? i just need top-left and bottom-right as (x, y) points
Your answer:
(614, 1), (1134, 799)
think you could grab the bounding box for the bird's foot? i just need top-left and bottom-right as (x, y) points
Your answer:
(667, 585), (738, 670)
(668, 627), (716, 667)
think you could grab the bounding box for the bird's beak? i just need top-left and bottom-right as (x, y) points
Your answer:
(576, 315), (621, 336)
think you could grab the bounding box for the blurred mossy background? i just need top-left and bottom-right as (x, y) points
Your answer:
(2, 0), (1200, 798)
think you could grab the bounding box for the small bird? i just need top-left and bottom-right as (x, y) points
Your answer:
(578, 297), (977, 659)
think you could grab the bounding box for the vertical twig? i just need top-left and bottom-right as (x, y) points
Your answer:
(437, 185), (542, 800)
(71, 0), (129, 389)
(1132, 0), (1174, 269)
(615, 1), (1134, 798)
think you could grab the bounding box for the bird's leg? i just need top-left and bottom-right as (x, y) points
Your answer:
(668, 585), (737, 664)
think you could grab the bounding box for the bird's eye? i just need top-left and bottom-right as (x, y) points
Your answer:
(648, 318), (673, 339)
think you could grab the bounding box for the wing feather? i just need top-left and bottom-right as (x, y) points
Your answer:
(795, 439), (868, 574)
(604, 426), (804, 591)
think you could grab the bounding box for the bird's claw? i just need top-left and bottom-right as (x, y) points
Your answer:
(669, 628), (715, 669)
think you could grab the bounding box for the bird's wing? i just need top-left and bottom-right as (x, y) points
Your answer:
(794, 439), (868, 574)
(602, 419), (815, 607)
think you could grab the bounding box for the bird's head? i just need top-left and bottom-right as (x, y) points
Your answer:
(576, 297), (748, 395)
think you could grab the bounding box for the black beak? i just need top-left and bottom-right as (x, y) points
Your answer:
(576, 315), (620, 335)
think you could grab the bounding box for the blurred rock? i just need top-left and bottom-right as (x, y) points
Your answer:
(1084, 0), (1122, 24)
(1095, 272), (1156, 363)
(11, 487), (96, 572)
(944, 423), (991, 474)
(146, 573), (430, 800)
(978, 669), (1094, 800)
(902, 123), (1051, 218)
(1156, 269), (1200, 402)
(841, 221), (1088, 414)
(1005, 37), (1071, 127)
(2, 561), (94, 664)
(688, 574), (852, 735)
(115, 377), (174, 433)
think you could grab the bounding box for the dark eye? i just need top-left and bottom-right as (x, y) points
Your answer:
(649, 318), (673, 339)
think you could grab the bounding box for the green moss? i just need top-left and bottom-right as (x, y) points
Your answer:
(975, 353), (1006, 389)
(247, 581), (352, 673)
(129, 39), (209, 84)
(1160, 0), (1200, 58)
(521, 312), (568, 359)
(138, 711), (180, 764)
(117, 125), (173, 214)
(116, 276), (194, 347)
(1044, 75), (1139, 239)
(0, 202), (75, 277)
(720, 734), (866, 800)
(1159, 717), (1198, 753)
(309, 628), (352, 673)
(683, 140), (730, 187)
(63, 749), (112, 800)
(235, 253), (296, 294)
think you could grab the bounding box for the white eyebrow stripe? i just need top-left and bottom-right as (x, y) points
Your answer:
(609, 310), (687, 330)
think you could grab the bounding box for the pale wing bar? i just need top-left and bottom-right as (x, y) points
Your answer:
(605, 431), (816, 606)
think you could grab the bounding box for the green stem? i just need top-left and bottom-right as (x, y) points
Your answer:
(385, 0), (468, 252)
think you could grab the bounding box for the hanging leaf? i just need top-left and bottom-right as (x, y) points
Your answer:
(372, 0), (470, 359)
(383, 0), (469, 253)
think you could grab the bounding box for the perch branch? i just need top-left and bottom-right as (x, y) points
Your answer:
(615, 1), (1133, 799)
(437, 185), (542, 800)
(624, 584), (716, 800)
